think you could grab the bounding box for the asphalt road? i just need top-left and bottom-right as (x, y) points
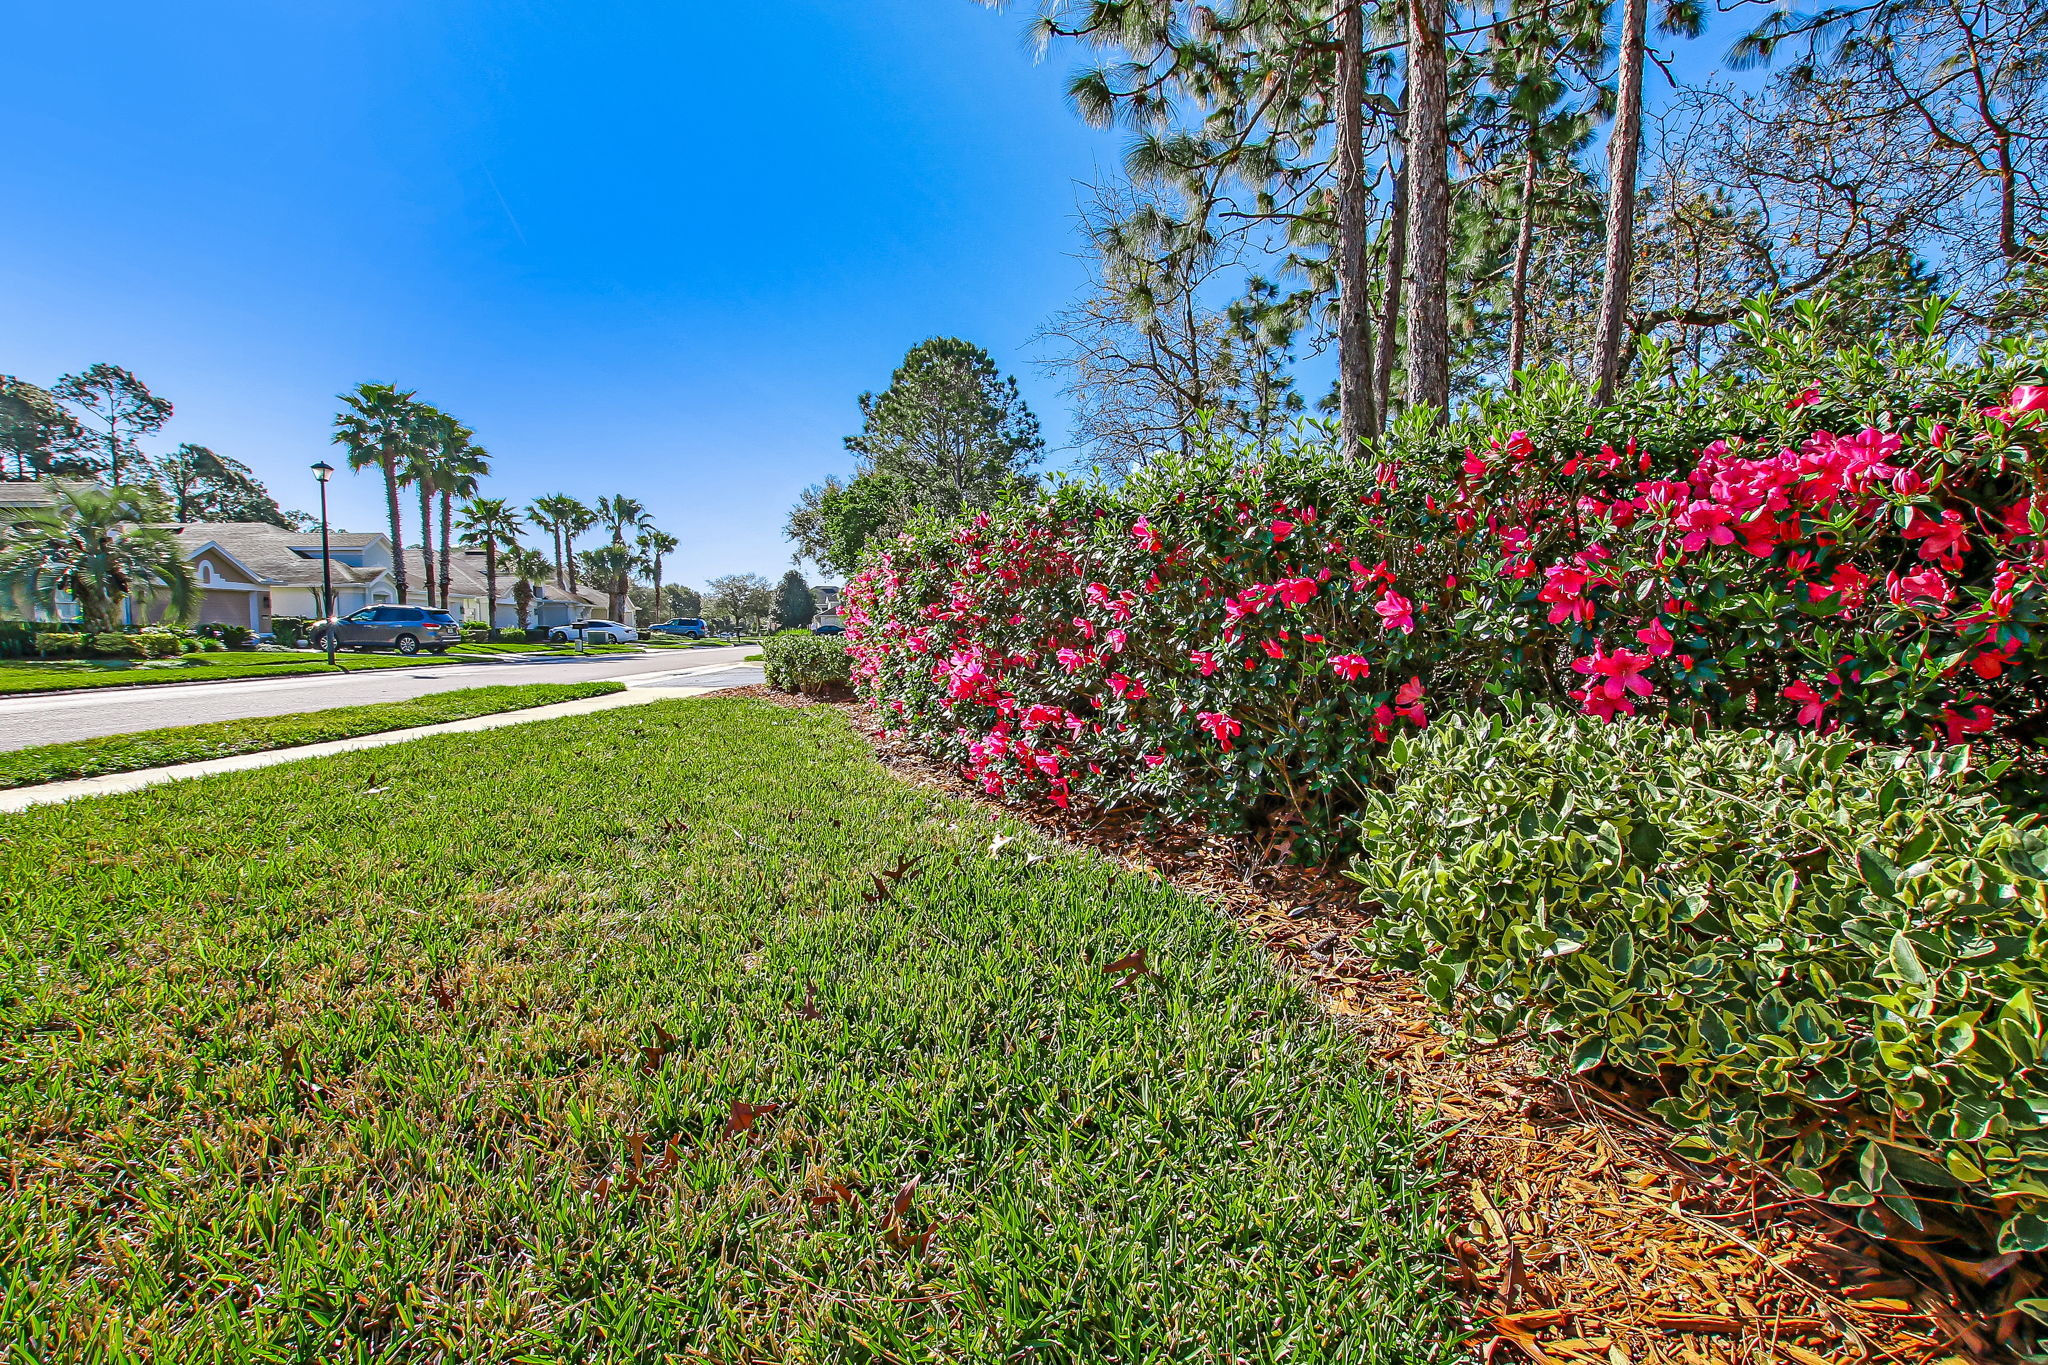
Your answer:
(0, 647), (765, 751)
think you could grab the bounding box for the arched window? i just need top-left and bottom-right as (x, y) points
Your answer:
(199, 563), (214, 585)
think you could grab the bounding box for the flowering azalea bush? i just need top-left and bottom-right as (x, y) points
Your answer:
(1352, 705), (2048, 1253)
(847, 303), (2048, 859)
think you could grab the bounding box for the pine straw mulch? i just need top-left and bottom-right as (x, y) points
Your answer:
(713, 684), (2042, 1365)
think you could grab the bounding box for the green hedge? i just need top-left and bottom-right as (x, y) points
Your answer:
(1349, 705), (2048, 1252)
(762, 633), (851, 695)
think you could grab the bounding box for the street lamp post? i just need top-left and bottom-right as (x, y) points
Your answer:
(312, 461), (337, 666)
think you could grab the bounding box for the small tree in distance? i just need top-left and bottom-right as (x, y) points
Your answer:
(775, 570), (815, 629)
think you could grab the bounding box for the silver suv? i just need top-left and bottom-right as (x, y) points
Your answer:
(311, 606), (463, 655)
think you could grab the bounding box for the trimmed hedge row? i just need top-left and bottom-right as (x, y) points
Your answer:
(1350, 706), (2048, 1253)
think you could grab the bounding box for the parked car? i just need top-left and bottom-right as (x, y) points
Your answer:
(810, 623), (845, 636)
(546, 619), (640, 645)
(649, 617), (709, 638)
(308, 605), (462, 655)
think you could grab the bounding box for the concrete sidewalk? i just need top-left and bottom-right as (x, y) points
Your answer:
(0, 665), (762, 813)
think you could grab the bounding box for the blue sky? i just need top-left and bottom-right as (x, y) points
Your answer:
(2, 1), (1746, 589)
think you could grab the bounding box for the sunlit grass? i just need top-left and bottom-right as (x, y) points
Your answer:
(0, 652), (457, 695)
(0, 681), (623, 788)
(0, 697), (1456, 1362)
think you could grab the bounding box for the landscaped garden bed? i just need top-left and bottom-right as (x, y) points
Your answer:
(834, 312), (2048, 1360)
(1, 696), (1457, 1361)
(747, 682), (2025, 1363)
(0, 681), (623, 788)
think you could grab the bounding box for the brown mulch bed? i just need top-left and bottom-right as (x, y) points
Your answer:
(716, 684), (2040, 1364)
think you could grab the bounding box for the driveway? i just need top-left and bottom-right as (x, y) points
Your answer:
(0, 647), (765, 751)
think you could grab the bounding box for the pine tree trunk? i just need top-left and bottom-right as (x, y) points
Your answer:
(1375, 157), (1409, 431)
(383, 457), (409, 604)
(1507, 116), (1541, 388)
(1334, 0), (1376, 454)
(1593, 0), (1649, 404)
(1403, 0), (1451, 418)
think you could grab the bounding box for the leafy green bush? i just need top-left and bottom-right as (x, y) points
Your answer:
(218, 625), (254, 650)
(848, 303), (2048, 859)
(270, 616), (308, 648)
(134, 631), (183, 659)
(762, 633), (851, 695)
(197, 638), (225, 653)
(1348, 704), (2048, 1252)
(35, 633), (87, 659)
(89, 632), (145, 659)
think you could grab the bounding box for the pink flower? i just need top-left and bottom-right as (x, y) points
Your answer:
(1270, 520), (1295, 541)
(1462, 450), (1487, 479)
(1888, 567), (1953, 612)
(1142, 752), (1166, 768)
(1969, 640), (2020, 680)
(1787, 386), (1821, 409)
(1369, 704), (1395, 742)
(1056, 647), (1092, 673)
(2009, 385), (2048, 415)
(1393, 676), (1428, 728)
(1904, 507), (1969, 569)
(1809, 562), (1871, 611)
(1374, 589), (1416, 634)
(1783, 679), (1831, 727)
(1634, 619), (1675, 659)
(1327, 653), (1372, 681)
(1569, 646), (1655, 720)
(1190, 650), (1219, 677)
(1131, 515), (1163, 550)
(1261, 638), (1286, 659)
(1939, 704), (1997, 745)
(1273, 576), (1318, 606)
(1104, 628), (1128, 653)
(1197, 711), (1243, 752)
(1107, 672), (1147, 700)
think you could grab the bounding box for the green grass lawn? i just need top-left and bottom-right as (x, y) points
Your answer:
(0, 651), (458, 695)
(0, 697), (1455, 1362)
(0, 681), (624, 789)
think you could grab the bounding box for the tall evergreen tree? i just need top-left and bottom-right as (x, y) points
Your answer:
(846, 338), (1043, 519)
(154, 444), (296, 526)
(0, 376), (86, 480)
(774, 569), (816, 629)
(54, 364), (172, 486)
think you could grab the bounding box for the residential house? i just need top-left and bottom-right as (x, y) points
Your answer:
(1, 481), (600, 629)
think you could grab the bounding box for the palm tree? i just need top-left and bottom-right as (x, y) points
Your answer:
(635, 526), (678, 627)
(0, 486), (196, 631)
(578, 543), (636, 622)
(559, 500), (596, 594)
(594, 494), (649, 546)
(526, 496), (567, 588)
(402, 412), (444, 608)
(433, 422), (489, 613)
(333, 383), (424, 603)
(505, 545), (551, 632)
(456, 497), (522, 637)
